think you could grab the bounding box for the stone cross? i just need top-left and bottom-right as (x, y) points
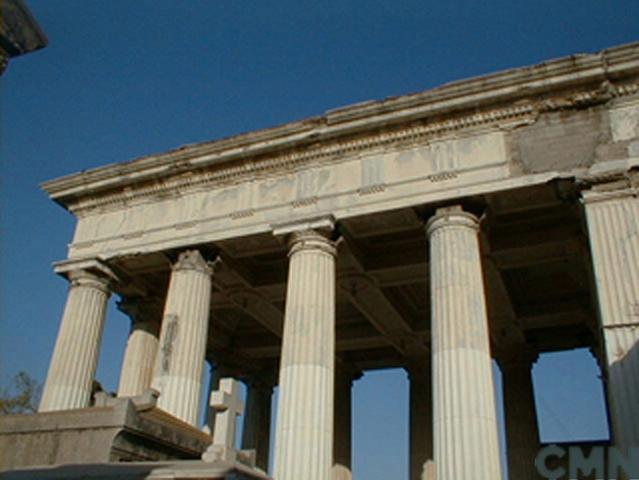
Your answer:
(212, 377), (244, 449)
(203, 377), (255, 465)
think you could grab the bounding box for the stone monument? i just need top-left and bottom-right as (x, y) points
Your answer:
(2, 42), (639, 480)
(1, 380), (269, 479)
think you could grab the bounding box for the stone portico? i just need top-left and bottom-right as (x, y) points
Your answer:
(3, 43), (639, 479)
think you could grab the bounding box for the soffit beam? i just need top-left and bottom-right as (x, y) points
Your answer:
(338, 231), (427, 356)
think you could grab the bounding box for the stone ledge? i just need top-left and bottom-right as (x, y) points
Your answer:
(0, 403), (211, 471)
(1, 459), (271, 480)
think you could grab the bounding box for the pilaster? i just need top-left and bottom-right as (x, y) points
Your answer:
(39, 259), (115, 412)
(151, 249), (213, 426)
(116, 297), (161, 398)
(426, 206), (503, 480)
(272, 218), (338, 480)
(582, 180), (639, 448)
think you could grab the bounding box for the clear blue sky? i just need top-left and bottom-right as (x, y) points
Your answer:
(1, 1), (636, 478)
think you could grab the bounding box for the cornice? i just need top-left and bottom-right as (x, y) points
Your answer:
(41, 42), (639, 216)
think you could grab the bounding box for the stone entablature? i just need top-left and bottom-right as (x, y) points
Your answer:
(40, 43), (639, 260)
(64, 131), (513, 259)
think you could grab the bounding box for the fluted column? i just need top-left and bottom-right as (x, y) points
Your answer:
(498, 351), (541, 480)
(407, 360), (434, 480)
(273, 226), (337, 480)
(583, 186), (639, 448)
(117, 298), (160, 397)
(426, 205), (503, 480)
(332, 366), (360, 480)
(151, 250), (213, 426)
(242, 378), (274, 472)
(39, 263), (114, 412)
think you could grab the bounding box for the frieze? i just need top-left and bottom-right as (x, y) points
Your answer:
(67, 130), (511, 259)
(64, 80), (638, 217)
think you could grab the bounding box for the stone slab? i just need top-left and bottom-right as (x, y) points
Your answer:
(0, 459), (271, 480)
(0, 401), (211, 470)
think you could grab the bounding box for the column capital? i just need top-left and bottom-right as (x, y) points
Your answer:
(578, 164), (638, 205)
(272, 214), (335, 236)
(69, 270), (112, 293)
(425, 205), (480, 237)
(54, 258), (116, 293)
(581, 183), (637, 205)
(272, 215), (339, 256)
(286, 229), (337, 257)
(173, 249), (214, 275)
(54, 257), (115, 276)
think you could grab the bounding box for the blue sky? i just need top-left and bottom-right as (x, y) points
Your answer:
(1, 1), (636, 478)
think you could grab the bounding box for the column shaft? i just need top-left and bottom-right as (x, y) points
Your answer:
(242, 383), (273, 472)
(408, 364), (434, 480)
(427, 207), (503, 480)
(501, 356), (542, 479)
(273, 229), (337, 480)
(583, 190), (639, 447)
(117, 300), (160, 397)
(332, 369), (355, 480)
(39, 270), (110, 412)
(151, 250), (212, 426)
